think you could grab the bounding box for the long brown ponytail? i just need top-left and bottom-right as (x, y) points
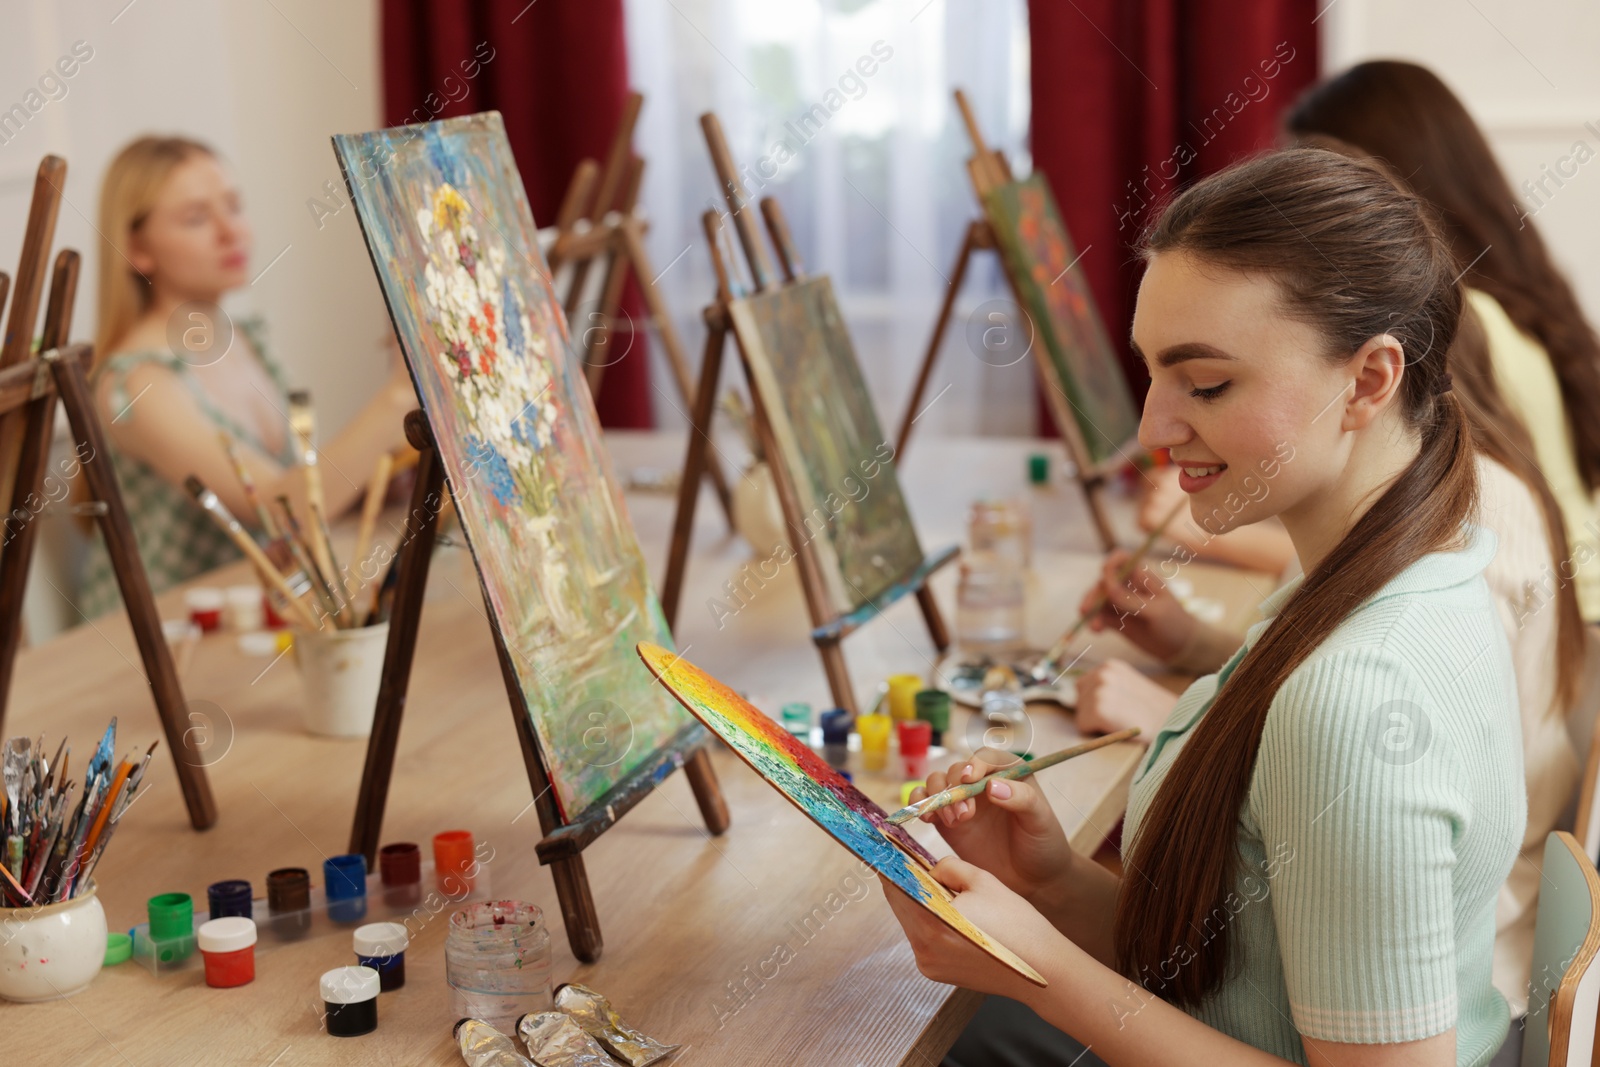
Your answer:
(1113, 148), (1477, 1007)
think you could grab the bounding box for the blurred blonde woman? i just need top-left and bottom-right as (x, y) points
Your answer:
(81, 136), (413, 616)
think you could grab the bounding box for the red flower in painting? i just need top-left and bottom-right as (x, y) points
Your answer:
(483, 302), (495, 324)
(468, 315), (480, 336)
(452, 340), (472, 378)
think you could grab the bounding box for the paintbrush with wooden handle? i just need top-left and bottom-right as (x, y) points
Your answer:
(287, 390), (347, 621)
(884, 728), (1141, 825)
(186, 476), (322, 629)
(1029, 497), (1187, 683)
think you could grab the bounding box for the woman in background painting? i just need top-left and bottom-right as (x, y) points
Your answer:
(887, 148), (1522, 1066)
(80, 135), (415, 617)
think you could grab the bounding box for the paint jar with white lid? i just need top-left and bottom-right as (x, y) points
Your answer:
(321, 965), (379, 1037)
(444, 900), (551, 1033)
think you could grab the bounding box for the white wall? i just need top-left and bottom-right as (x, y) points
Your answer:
(0, 0), (389, 424)
(1323, 1), (1600, 327)
(0, 0), (386, 637)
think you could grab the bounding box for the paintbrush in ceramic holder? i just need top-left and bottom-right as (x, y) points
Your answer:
(287, 389), (342, 614)
(275, 495), (346, 624)
(884, 728), (1141, 825)
(186, 476), (321, 629)
(217, 430), (281, 541)
(352, 452), (393, 594)
(1029, 497), (1187, 683)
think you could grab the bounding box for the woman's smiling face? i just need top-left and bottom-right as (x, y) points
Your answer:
(1132, 249), (1364, 535)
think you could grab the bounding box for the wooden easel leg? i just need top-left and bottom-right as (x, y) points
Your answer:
(551, 853), (603, 963)
(1081, 476), (1117, 552)
(349, 411), (445, 863)
(51, 352), (217, 830)
(684, 748), (730, 835)
(816, 638), (858, 716)
(894, 221), (983, 460)
(0, 386), (59, 739)
(620, 221), (735, 527)
(660, 315), (728, 632)
(915, 584), (951, 654)
(583, 244), (632, 397)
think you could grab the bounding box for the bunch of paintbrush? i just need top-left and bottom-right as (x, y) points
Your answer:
(198, 395), (401, 631)
(0, 719), (155, 906)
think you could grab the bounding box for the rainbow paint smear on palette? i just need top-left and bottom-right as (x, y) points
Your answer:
(637, 643), (1044, 986)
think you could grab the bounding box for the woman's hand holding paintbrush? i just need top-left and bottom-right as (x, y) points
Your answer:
(890, 746), (1082, 907)
(1071, 545), (1201, 663)
(1029, 498), (1186, 683)
(887, 730), (1139, 826)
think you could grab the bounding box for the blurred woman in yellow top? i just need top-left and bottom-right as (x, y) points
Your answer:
(1288, 61), (1600, 620)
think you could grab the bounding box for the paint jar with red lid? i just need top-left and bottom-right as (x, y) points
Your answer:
(433, 830), (476, 895)
(378, 842), (422, 908)
(898, 719), (932, 781)
(197, 916), (257, 988)
(185, 587), (224, 633)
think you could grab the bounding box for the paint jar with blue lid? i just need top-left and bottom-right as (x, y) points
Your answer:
(819, 709), (852, 771)
(207, 878), (253, 920)
(352, 922), (408, 991)
(323, 854), (368, 924)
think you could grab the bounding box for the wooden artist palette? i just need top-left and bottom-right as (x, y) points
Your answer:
(637, 643), (1045, 986)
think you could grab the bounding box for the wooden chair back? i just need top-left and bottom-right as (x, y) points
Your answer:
(1523, 831), (1600, 1066)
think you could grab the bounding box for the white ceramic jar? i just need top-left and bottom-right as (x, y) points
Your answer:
(0, 882), (108, 1002)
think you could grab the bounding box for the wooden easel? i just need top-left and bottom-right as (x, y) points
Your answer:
(0, 214), (217, 828)
(658, 113), (957, 717)
(894, 89), (1125, 550)
(349, 410), (729, 962)
(545, 91), (734, 525)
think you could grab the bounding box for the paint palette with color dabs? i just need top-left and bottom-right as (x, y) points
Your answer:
(636, 643), (1045, 985)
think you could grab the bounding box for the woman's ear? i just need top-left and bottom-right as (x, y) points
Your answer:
(126, 231), (156, 280)
(1340, 333), (1406, 431)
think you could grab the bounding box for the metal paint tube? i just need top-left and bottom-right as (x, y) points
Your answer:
(515, 1012), (615, 1067)
(552, 983), (680, 1066)
(453, 1018), (535, 1067)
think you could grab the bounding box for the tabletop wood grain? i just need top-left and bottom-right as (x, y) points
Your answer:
(0, 434), (1272, 1066)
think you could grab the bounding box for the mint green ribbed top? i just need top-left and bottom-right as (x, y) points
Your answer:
(1124, 525), (1524, 1065)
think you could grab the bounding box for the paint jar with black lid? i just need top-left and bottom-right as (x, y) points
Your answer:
(266, 868), (312, 940)
(321, 965), (379, 1037)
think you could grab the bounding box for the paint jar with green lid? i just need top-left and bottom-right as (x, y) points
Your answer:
(146, 892), (195, 962)
(780, 702), (812, 738)
(914, 689), (951, 746)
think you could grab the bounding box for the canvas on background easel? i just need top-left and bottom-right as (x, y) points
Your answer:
(544, 90), (735, 526)
(658, 112), (958, 717)
(0, 155), (217, 831)
(332, 112), (728, 963)
(894, 89), (1145, 551)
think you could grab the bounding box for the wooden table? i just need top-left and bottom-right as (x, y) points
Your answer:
(0, 434), (1272, 1066)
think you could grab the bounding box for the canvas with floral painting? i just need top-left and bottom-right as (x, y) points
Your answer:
(332, 112), (692, 821)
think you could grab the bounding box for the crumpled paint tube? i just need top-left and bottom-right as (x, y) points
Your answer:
(455, 1017), (536, 1067)
(552, 983), (680, 1066)
(516, 1012), (616, 1067)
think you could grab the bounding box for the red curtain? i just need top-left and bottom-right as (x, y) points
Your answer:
(380, 0), (654, 428)
(1027, 0), (1319, 424)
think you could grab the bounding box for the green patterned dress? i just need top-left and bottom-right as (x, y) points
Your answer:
(78, 319), (295, 619)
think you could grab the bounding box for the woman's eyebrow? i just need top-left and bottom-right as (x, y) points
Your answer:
(1133, 341), (1236, 368)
